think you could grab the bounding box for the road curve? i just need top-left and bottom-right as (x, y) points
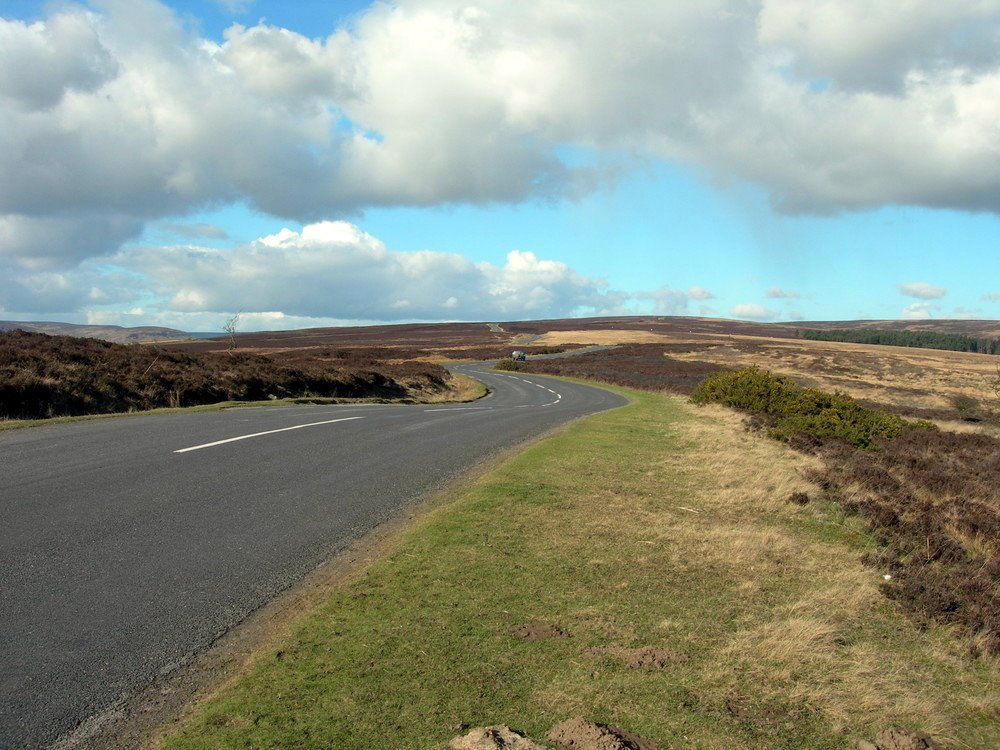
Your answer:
(0, 365), (625, 749)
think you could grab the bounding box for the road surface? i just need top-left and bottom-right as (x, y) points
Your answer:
(0, 364), (625, 749)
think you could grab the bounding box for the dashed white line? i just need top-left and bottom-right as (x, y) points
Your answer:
(174, 416), (364, 454)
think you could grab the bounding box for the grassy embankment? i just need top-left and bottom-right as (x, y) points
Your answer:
(158, 386), (997, 750)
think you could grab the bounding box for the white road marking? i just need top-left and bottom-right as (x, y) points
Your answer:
(422, 407), (493, 412)
(174, 416), (364, 454)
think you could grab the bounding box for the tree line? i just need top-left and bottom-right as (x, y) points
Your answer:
(799, 328), (1000, 355)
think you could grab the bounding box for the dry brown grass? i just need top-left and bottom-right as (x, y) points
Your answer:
(534, 329), (675, 345)
(414, 372), (487, 403)
(666, 335), (998, 416)
(532, 395), (992, 744)
(655, 401), (993, 744)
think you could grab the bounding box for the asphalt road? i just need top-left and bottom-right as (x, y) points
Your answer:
(0, 364), (625, 749)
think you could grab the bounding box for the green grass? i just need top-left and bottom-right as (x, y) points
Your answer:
(159, 387), (998, 750)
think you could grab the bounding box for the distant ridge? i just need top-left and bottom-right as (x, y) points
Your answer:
(0, 320), (190, 344)
(3, 315), (999, 347)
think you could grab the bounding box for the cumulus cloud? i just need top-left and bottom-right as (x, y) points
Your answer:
(111, 220), (624, 322)
(638, 286), (715, 315)
(898, 281), (947, 299)
(0, 213), (143, 269)
(0, 10), (119, 110)
(730, 303), (779, 320)
(159, 222), (229, 239)
(758, 0), (1000, 93)
(765, 286), (800, 298)
(3, 0), (1000, 270)
(901, 302), (939, 319)
(687, 286), (715, 300)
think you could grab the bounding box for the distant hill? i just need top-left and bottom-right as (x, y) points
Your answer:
(0, 320), (190, 344)
(788, 318), (1000, 338)
(4, 315), (999, 348)
(505, 315), (1000, 340)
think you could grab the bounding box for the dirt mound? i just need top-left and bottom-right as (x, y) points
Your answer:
(512, 624), (569, 641)
(449, 725), (546, 750)
(588, 646), (687, 669)
(547, 717), (656, 750)
(856, 727), (941, 750)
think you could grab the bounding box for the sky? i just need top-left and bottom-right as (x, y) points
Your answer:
(2, 0), (999, 332)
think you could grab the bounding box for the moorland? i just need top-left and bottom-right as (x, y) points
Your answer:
(5, 315), (999, 749)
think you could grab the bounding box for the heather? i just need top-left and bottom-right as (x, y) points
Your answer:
(0, 331), (451, 420)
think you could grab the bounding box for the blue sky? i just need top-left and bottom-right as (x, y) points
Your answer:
(2, 0), (999, 330)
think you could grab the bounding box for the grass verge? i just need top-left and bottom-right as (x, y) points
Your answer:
(157, 387), (997, 750)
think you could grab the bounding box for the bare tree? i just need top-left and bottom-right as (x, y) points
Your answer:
(224, 312), (241, 357)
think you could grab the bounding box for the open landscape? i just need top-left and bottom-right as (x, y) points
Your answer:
(6, 315), (990, 749)
(151, 347), (999, 750)
(5, 3), (1000, 748)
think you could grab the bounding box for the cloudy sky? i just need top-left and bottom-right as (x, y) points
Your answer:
(2, 0), (999, 331)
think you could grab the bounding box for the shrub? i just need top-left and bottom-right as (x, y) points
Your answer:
(951, 394), (979, 421)
(493, 359), (524, 371)
(692, 367), (913, 450)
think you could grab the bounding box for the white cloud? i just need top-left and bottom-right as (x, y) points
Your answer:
(901, 302), (939, 319)
(687, 286), (715, 300)
(730, 303), (779, 320)
(110, 220), (624, 322)
(638, 286), (715, 315)
(758, 0), (1000, 94)
(985, 291), (1000, 301)
(898, 281), (947, 299)
(3, 0), (1000, 270)
(0, 10), (119, 110)
(765, 286), (800, 298)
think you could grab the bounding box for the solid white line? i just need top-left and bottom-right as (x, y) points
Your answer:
(422, 407), (493, 412)
(174, 416), (364, 453)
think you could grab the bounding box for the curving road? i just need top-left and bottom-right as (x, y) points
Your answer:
(0, 364), (625, 749)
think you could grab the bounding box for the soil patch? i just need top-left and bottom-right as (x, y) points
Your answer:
(547, 717), (656, 750)
(587, 645), (687, 669)
(511, 623), (569, 641)
(449, 725), (546, 750)
(856, 727), (941, 750)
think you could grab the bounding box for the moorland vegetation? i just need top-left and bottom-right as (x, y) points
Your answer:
(516, 349), (1000, 656)
(0, 331), (453, 420)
